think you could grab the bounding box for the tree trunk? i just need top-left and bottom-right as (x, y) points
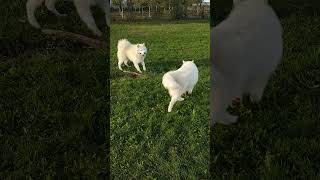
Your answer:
(148, 5), (151, 18)
(200, 3), (203, 18)
(201, 4), (204, 19)
(121, 8), (124, 19)
(197, 4), (199, 16)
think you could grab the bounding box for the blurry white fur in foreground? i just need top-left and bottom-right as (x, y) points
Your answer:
(211, 0), (283, 126)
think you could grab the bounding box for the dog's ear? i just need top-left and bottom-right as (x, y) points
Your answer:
(192, 60), (194, 62)
(183, 60), (185, 63)
(142, 43), (145, 45)
(137, 44), (140, 48)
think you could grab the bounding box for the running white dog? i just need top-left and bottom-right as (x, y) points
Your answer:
(211, 0), (283, 126)
(117, 39), (147, 73)
(162, 61), (199, 112)
(26, 0), (110, 36)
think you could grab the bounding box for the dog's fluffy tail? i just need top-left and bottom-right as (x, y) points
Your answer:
(117, 39), (131, 51)
(162, 73), (181, 90)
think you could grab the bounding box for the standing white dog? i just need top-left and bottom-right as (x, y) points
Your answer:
(117, 39), (147, 73)
(162, 61), (199, 112)
(211, 0), (283, 126)
(26, 0), (110, 36)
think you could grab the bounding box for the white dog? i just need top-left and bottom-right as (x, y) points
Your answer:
(117, 39), (147, 73)
(162, 61), (199, 112)
(210, 0), (283, 126)
(26, 0), (110, 36)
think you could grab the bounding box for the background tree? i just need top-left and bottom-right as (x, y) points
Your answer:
(200, 0), (206, 18)
(112, 0), (126, 19)
(171, 0), (184, 19)
(147, 0), (156, 18)
(182, 0), (192, 18)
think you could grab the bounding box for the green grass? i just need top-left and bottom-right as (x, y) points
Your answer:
(110, 21), (210, 178)
(210, 13), (320, 179)
(1, 0), (109, 178)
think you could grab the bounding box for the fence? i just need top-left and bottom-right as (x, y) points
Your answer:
(111, 4), (210, 21)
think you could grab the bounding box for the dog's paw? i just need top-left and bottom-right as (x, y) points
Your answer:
(213, 113), (238, 125)
(178, 97), (184, 101)
(30, 22), (41, 29)
(224, 114), (238, 124)
(58, 13), (67, 17)
(217, 114), (238, 125)
(93, 30), (102, 37)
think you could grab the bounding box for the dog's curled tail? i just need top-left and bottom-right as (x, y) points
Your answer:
(117, 39), (131, 51)
(162, 73), (181, 90)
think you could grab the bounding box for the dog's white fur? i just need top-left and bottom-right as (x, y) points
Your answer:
(26, 0), (110, 36)
(211, 0), (282, 126)
(117, 39), (147, 73)
(162, 61), (199, 112)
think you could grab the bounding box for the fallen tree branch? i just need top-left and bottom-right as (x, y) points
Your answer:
(41, 29), (108, 49)
(122, 70), (143, 77)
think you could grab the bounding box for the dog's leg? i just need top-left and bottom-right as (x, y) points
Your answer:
(133, 62), (142, 73)
(117, 50), (126, 71)
(211, 73), (241, 125)
(105, 0), (110, 26)
(124, 60), (130, 67)
(74, 0), (102, 36)
(211, 86), (239, 125)
(247, 74), (269, 102)
(118, 61), (123, 71)
(142, 61), (146, 71)
(26, 0), (45, 28)
(168, 96), (179, 112)
(97, 0), (110, 26)
(45, 0), (67, 16)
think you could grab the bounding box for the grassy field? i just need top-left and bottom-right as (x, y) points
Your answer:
(1, 0), (109, 178)
(210, 9), (320, 180)
(110, 21), (210, 178)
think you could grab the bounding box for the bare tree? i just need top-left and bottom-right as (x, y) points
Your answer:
(112, 0), (125, 19)
(198, 0), (205, 18)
